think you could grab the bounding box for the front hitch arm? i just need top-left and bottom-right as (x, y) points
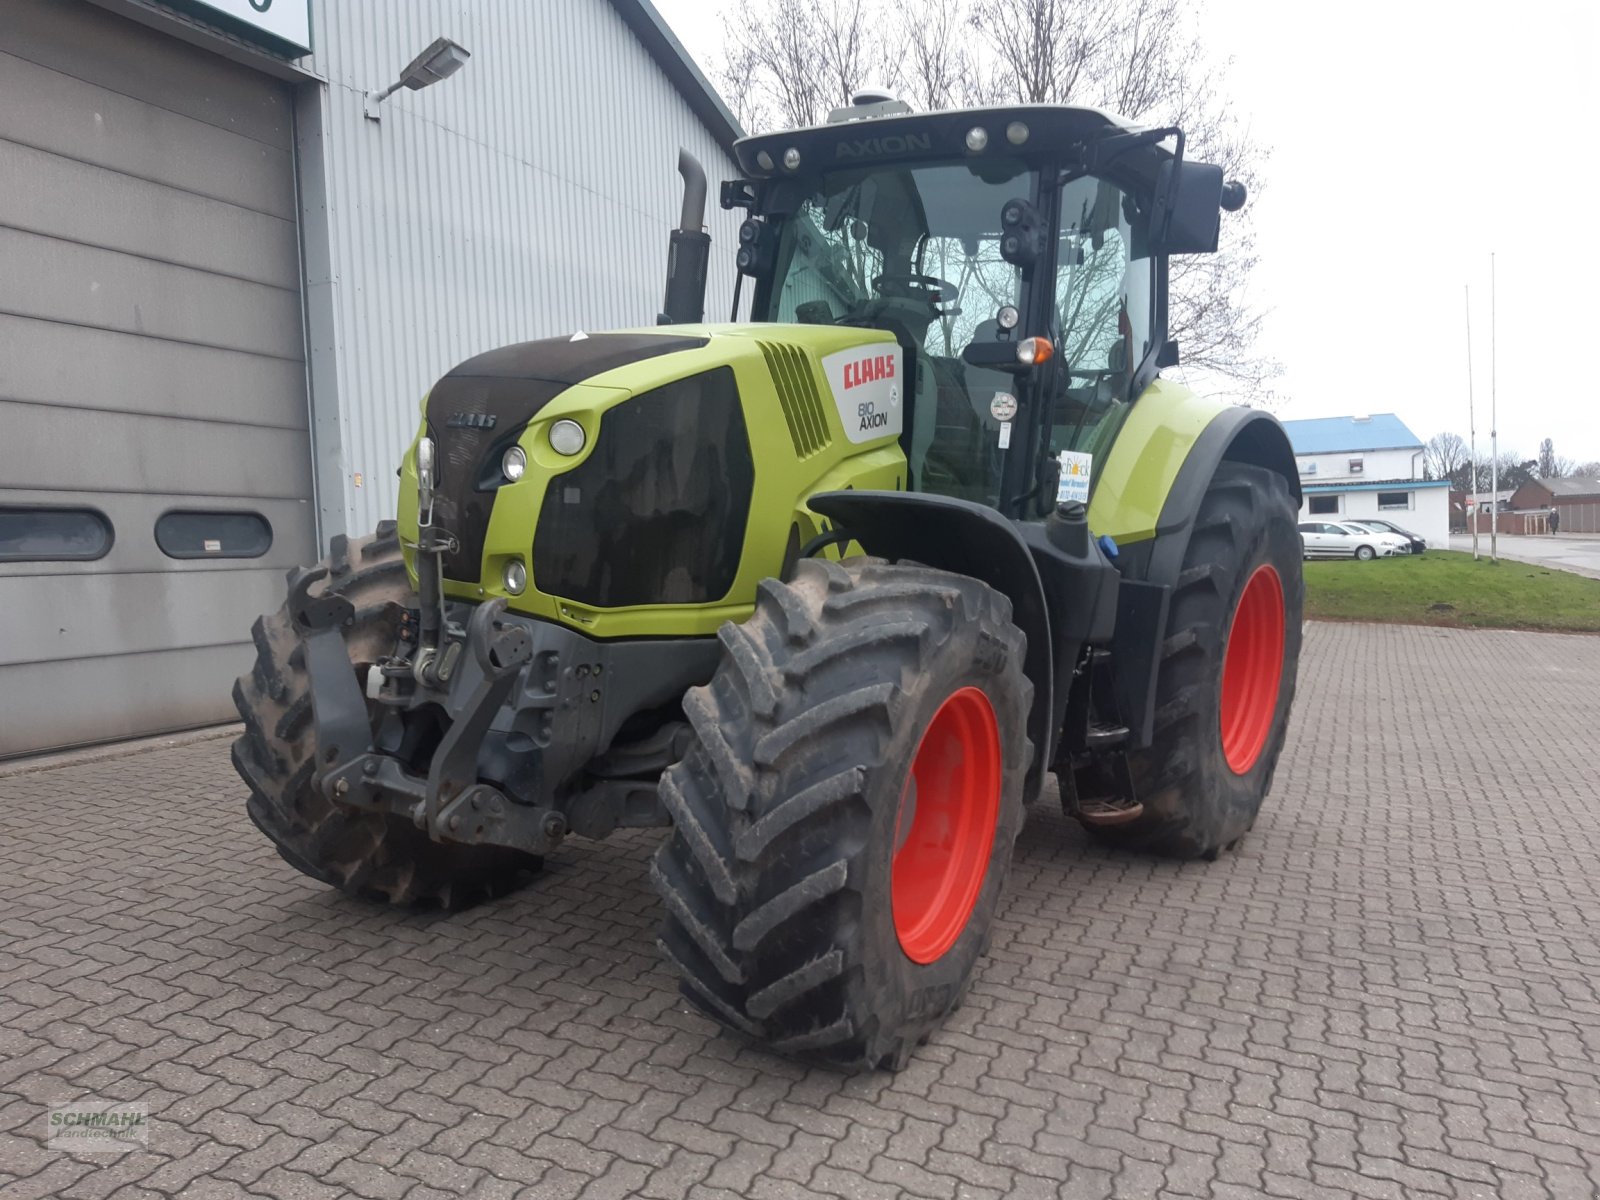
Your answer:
(287, 565), (376, 788)
(423, 598), (534, 841)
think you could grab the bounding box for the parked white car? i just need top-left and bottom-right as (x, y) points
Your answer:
(1343, 518), (1427, 554)
(1297, 521), (1409, 561)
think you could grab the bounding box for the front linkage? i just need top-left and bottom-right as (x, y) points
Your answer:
(284, 517), (709, 859)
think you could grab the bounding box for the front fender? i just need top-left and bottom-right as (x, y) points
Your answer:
(1088, 379), (1299, 587)
(1086, 383), (1299, 749)
(807, 490), (1054, 804)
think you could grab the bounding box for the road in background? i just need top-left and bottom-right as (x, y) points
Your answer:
(1450, 533), (1600, 579)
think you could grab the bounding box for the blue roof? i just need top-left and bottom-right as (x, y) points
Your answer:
(1282, 413), (1422, 454)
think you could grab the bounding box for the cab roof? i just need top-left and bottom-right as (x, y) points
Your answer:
(733, 104), (1156, 180)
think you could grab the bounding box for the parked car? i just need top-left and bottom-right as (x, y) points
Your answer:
(1343, 519), (1426, 554)
(1297, 521), (1409, 561)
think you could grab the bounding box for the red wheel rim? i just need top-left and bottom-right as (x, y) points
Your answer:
(1220, 564), (1286, 775)
(892, 687), (1001, 965)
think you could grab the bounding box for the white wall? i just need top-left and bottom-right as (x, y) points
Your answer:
(1294, 445), (1423, 485)
(301, 0), (745, 538)
(1298, 486), (1451, 549)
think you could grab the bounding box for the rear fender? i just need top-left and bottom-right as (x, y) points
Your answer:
(807, 491), (1053, 803)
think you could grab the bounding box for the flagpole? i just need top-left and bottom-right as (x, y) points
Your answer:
(1465, 285), (1479, 560)
(1489, 252), (1498, 563)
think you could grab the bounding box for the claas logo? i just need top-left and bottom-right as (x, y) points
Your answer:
(843, 353), (896, 390)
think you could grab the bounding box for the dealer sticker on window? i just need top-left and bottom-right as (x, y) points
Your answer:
(821, 345), (904, 444)
(1058, 451), (1092, 504)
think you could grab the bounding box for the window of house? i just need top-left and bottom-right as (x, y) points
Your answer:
(1377, 492), (1411, 510)
(0, 506), (113, 562)
(1308, 495), (1339, 515)
(155, 510), (273, 559)
(1348, 457), (1365, 474)
(1298, 460), (1317, 476)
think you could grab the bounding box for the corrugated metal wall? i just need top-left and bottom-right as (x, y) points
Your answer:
(305, 0), (744, 536)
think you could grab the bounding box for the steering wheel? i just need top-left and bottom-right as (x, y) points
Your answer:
(872, 273), (961, 317)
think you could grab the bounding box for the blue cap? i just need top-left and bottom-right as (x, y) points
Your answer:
(1097, 534), (1119, 559)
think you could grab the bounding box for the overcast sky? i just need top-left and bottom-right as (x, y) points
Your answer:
(652, 0), (1600, 465)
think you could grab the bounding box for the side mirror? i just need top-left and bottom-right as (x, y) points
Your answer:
(1154, 160), (1227, 254)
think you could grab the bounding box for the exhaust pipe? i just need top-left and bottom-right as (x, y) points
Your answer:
(660, 149), (711, 324)
(677, 148), (707, 231)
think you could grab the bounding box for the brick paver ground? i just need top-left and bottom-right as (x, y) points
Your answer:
(3, 621), (1599, 1199)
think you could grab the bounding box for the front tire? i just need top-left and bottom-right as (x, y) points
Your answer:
(232, 525), (541, 909)
(1087, 462), (1302, 859)
(651, 558), (1032, 1069)
(1355, 544), (1376, 561)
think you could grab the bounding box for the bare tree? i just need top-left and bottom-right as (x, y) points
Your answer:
(718, 0), (887, 132)
(1537, 437), (1574, 479)
(1573, 460), (1600, 480)
(715, 0), (1274, 399)
(1424, 431), (1470, 482)
(1467, 451), (1537, 496)
(882, 0), (986, 111)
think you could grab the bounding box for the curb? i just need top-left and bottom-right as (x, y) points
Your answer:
(0, 724), (240, 780)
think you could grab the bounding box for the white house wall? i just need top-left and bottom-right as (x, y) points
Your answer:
(1298, 486), (1451, 549)
(1294, 446), (1423, 484)
(303, 0), (743, 538)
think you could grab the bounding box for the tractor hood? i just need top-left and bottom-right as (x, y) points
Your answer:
(423, 332), (710, 582)
(426, 331), (710, 448)
(409, 322), (903, 624)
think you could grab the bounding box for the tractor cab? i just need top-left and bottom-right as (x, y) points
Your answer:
(722, 99), (1240, 516)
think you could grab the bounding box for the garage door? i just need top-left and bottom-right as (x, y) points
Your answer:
(0, 0), (317, 756)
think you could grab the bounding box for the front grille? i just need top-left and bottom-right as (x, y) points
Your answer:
(425, 377), (566, 582)
(533, 367), (754, 608)
(758, 341), (832, 459)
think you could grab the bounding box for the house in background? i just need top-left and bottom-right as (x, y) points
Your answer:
(1281, 414), (1452, 548)
(1511, 477), (1600, 533)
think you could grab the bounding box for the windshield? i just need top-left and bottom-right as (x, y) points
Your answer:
(761, 160), (1036, 504)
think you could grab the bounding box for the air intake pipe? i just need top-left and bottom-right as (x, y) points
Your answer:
(659, 149), (711, 324)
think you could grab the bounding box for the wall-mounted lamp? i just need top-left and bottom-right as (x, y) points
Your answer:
(364, 37), (471, 120)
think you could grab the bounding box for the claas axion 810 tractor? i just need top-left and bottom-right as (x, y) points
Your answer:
(235, 95), (1303, 1069)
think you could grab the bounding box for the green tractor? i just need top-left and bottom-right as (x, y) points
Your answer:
(234, 96), (1302, 1070)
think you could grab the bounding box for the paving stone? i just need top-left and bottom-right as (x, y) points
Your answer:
(1, 623), (1597, 1199)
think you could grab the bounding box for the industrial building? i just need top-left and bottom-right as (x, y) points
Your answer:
(0, 0), (742, 756)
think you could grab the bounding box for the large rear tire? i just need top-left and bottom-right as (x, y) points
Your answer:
(232, 524), (541, 909)
(1088, 462), (1302, 859)
(651, 558), (1032, 1069)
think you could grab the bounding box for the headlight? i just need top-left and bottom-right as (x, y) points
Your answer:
(549, 419), (586, 456)
(416, 435), (436, 518)
(416, 435), (435, 491)
(502, 559), (527, 595)
(501, 445), (526, 482)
